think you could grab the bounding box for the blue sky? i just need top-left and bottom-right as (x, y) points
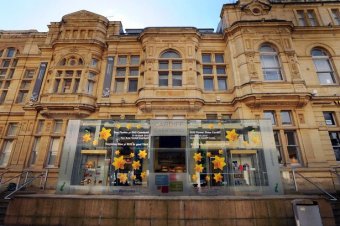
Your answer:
(0, 0), (234, 32)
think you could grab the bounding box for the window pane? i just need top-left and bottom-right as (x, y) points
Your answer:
(206, 114), (218, 119)
(264, 111), (276, 125)
(47, 138), (60, 166)
(36, 120), (44, 134)
(0, 140), (13, 166)
(128, 80), (138, 92)
(16, 91), (28, 103)
(297, 10), (306, 26)
(30, 137), (40, 165)
(20, 81), (31, 89)
(307, 10), (317, 26)
(129, 68), (139, 76)
(215, 54), (224, 63)
(204, 78), (214, 91)
(62, 79), (72, 93)
(73, 79), (80, 93)
(314, 59), (332, 72)
(331, 9), (340, 25)
(130, 55), (140, 65)
(218, 78), (227, 90)
(0, 91), (7, 103)
(216, 66), (226, 75)
(115, 79), (125, 92)
(324, 112), (336, 125)
(172, 61), (182, 70)
(329, 132), (340, 161)
(86, 80), (94, 94)
(160, 51), (180, 59)
(54, 120), (62, 133)
(284, 131), (300, 164)
(1, 60), (10, 68)
(172, 72), (182, 87)
(273, 131), (283, 164)
(117, 56), (127, 65)
(202, 54), (211, 63)
(7, 123), (18, 136)
(281, 111), (292, 125)
(116, 68), (126, 77)
(159, 72), (168, 87)
(203, 66), (213, 74)
(6, 48), (15, 58)
(263, 69), (282, 80)
(91, 58), (98, 67)
(221, 114), (231, 119)
(318, 72), (335, 84)
(261, 55), (278, 68)
(53, 80), (60, 93)
(159, 61), (169, 70)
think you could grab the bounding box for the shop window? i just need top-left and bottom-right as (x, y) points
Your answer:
(158, 50), (182, 87)
(263, 111), (276, 125)
(260, 44), (283, 81)
(311, 48), (336, 85)
(324, 112), (336, 125)
(281, 111), (293, 125)
(331, 9), (340, 25)
(329, 131), (340, 161)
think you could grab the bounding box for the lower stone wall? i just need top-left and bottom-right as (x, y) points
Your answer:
(4, 195), (336, 226)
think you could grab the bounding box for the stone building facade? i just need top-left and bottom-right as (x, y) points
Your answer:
(0, 0), (340, 193)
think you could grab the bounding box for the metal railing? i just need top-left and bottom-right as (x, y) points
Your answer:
(292, 168), (337, 201)
(0, 169), (48, 199)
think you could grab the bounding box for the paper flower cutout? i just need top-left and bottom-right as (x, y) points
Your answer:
(136, 124), (141, 129)
(115, 124), (121, 129)
(92, 140), (98, 146)
(218, 149), (223, 155)
(141, 171), (147, 180)
(212, 156), (226, 170)
(83, 133), (91, 143)
(214, 173), (223, 183)
(206, 152), (212, 158)
(112, 156), (126, 170)
(131, 175), (136, 180)
(193, 153), (202, 162)
(132, 160), (141, 170)
(115, 150), (120, 156)
(250, 132), (261, 145)
(119, 173), (128, 184)
(138, 150), (147, 159)
(194, 164), (204, 173)
(192, 174), (198, 182)
(126, 124), (132, 130)
(208, 124), (214, 129)
(243, 141), (249, 146)
(226, 129), (239, 142)
(205, 175), (210, 182)
(99, 127), (111, 141)
(130, 152), (135, 158)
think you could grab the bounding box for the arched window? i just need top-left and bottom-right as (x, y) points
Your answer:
(158, 50), (182, 87)
(311, 48), (336, 85)
(260, 44), (283, 81)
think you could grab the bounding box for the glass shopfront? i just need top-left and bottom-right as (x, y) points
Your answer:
(57, 119), (282, 195)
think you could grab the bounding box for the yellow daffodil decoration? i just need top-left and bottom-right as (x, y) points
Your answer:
(114, 150), (120, 156)
(141, 171), (147, 180)
(138, 150), (148, 159)
(206, 152), (212, 158)
(131, 175), (136, 181)
(226, 129), (239, 142)
(136, 124), (142, 129)
(205, 175), (211, 182)
(208, 124), (214, 129)
(99, 127), (111, 141)
(112, 156), (126, 170)
(132, 160), (141, 170)
(214, 173), (223, 183)
(126, 124), (132, 130)
(218, 149), (224, 155)
(194, 164), (204, 173)
(118, 173), (128, 184)
(92, 140), (98, 146)
(130, 152), (135, 158)
(212, 155), (226, 170)
(192, 174), (198, 182)
(193, 152), (202, 162)
(250, 131), (261, 145)
(82, 133), (91, 143)
(115, 124), (121, 129)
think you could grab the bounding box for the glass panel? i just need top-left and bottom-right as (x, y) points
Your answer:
(263, 111), (276, 125)
(16, 91), (27, 103)
(0, 91), (7, 103)
(297, 10), (306, 26)
(7, 69), (14, 79)
(172, 61), (182, 70)
(331, 9), (340, 25)
(206, 114), (218, 119)
(24, 70), (35, 79)
(273, 131), (283, 164)
(261, 55), (278, 68)
(159, 72), (168, 87)
(204, 78), (214, 91)
(7, 123), (18, 136)
(314, 59), (332, 72)
(54, 120), (63, 133)
(160, 51), (180, 59)
(263, 69), (282, 80)
(36, 120), (44, 134)
(284, 131), (300, 164)
(115, 79), (125, 92)
(6, 48), (15, 58)
(128, 80), (138, 92)
(47, 138), (60, 166)
(0, 140), (13, 167)
(1, 60), (10, 68)
(202, 54), (211, 63)
(281, 111), (292, 125)
(307, 10), (317, 26)
(159, 61), (169, 70)
(30, 137), (40, 165)
(172, 72), (182, 87)
(260, 45), (276, 53)
(311, 49), (326, 56)
(85, 80), (93, 94)
(318, 72), (335, 84)
(218, 78), (227, 90)
(129, 68), (139, 76)
(203, 66), (213, 74)
(324, 112), (336, 125)
(215, 54), (224, 63)
(216, 66), (226, 75)
(62, 79), (72, 93)
(65, 70), (73, 77)
(130, 55), (140, 65)
(20, 81), (31, 89)
(91, 58), (98, 67)
(117, 56), (127, 65)
(116, 68), (126, 77)
(53, 80), (60, 93)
